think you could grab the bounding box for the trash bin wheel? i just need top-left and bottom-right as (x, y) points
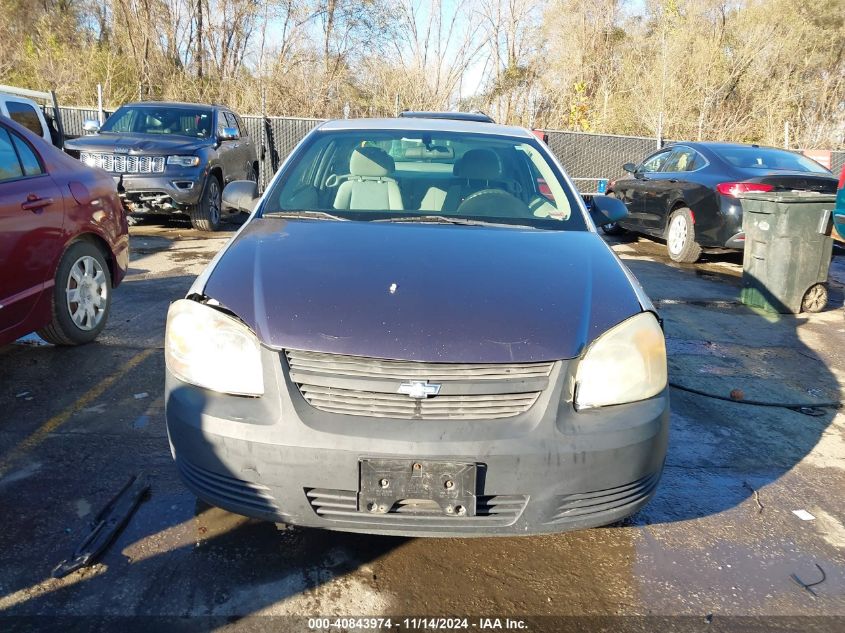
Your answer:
(801, 283), (828, 313)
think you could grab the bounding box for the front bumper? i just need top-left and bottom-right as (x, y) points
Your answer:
(116, 168), (206, 209)
(165, 348), (670, 537)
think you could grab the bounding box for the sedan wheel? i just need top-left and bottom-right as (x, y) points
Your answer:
(666, 208), (702, 263)
(38, 241), (112, 345)
(66, 255), (109, 330)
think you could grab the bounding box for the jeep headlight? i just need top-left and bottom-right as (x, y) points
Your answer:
(167, 155), (201, 167)
(165, 299), (263, 396)
(574, 312), (666, 410)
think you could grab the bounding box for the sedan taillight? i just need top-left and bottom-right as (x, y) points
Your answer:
(838, 165), (845, 190)
(716, 182), (775, 198)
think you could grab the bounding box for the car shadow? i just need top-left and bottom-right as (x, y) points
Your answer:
(618, 256), (841, 526)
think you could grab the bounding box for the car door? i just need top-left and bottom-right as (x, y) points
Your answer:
(640, 147), (688, 233)
(232, 113), (256, 180)
(0, 124), (64, 338)
(221, 111), (247, 182)
(620, 149), (674, 229)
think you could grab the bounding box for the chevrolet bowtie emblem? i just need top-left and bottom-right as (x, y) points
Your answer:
(397, 381), (441, 399)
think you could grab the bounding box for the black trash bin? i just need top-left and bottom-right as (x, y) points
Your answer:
(740, 192), (837, 314)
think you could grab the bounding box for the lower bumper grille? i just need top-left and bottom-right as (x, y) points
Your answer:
(549, 472), (660, 522)
(306, 488), (528, 526)
(177, 459), (279, 514)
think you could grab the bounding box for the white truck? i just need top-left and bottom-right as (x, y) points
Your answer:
(0, 84), (65, 147)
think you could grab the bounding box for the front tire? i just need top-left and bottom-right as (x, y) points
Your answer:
(666, 207), (702, 263)
(189, 175), (222, 231)
(38, 241), (112, 345)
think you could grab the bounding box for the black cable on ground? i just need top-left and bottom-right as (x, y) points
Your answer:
(668, 382), (843, 416)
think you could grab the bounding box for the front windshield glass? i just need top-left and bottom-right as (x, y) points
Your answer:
(100, 106), (214, 139)
(262, 129), (585, 230)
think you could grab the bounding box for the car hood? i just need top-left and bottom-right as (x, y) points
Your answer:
(201, 219), (644, 363)
(64, 133), (208, 154)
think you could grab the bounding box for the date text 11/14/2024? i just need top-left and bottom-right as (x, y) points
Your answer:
(307, 617), (530, 630)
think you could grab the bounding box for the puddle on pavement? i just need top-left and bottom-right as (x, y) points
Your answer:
(634, 527), (845, 613)
(369, 528), (640, 615)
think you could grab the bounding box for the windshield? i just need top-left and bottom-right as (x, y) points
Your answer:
(714, 146), (831, 174)
(262, 129), (585, 230)
(100, 106), (214, 139)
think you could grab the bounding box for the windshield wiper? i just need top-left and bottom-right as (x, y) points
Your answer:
(374, 215), (535, 229)
(262, 210), (349, 221)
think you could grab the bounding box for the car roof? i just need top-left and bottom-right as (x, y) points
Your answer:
(317, 117), (534, 138)
(671, 141), (790, 153)
(121, 101), (223, 110)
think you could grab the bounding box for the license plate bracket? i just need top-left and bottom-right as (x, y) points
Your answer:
(359, 459), (477, 517)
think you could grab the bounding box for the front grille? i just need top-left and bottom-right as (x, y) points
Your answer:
(548, 472), (661, 522)
(80, 152), (165, 174)
(306, 488), (528, 527)
(286, 350), (553, 420)
(177, 459), (279, 514)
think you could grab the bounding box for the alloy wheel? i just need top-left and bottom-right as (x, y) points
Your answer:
(668, 214), (687, 255)
(65, 255), (109, 331)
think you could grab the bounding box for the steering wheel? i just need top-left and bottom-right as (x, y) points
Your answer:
(456, 189), (529, 217)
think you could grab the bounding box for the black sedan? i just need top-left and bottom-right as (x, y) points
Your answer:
(606, 142), (838, 263)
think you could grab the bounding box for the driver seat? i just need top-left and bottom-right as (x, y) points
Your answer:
(421, 149), (504, 212)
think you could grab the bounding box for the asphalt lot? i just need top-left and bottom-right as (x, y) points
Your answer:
(1, 217), (844, 630)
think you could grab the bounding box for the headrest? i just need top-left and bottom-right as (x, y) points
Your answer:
(350, 146), (395, 177)
(453, 149), (501, 180)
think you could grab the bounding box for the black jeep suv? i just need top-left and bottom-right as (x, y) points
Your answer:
(64, 102), (258, 231)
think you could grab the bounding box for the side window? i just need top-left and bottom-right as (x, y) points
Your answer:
(639, 150), (673, 173)
(665, 147), (700, 172)
(107, 109), (136, 133)
(6, 102), (43, 136)
(223, 112), (240, 136)
(234, 114), (248, 138)
(0, 128), (24, 181)
(10, 133), (43, 176)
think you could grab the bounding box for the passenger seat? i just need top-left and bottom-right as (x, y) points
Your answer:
(334, 147), (404, 211)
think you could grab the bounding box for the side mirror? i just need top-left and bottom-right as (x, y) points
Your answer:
(590, 195), (628, 226)
(218, 127), (239, 142)
(622, 162), (637, 173)
(222, 180), (259, 214)
(82, 120), (100, 134)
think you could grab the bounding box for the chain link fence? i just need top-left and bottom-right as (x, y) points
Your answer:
(51, 107), (844, 193)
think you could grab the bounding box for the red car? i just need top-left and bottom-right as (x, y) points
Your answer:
(0, 115), (128, 346)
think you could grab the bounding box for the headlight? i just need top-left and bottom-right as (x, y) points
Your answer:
(165, 299), (264, 396)
(575, 311), (666, 410)
(167, 155), (200, 167)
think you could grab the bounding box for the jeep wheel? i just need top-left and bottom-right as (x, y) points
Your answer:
(189, 175), (222, 231)
(38, 241), (112, 345)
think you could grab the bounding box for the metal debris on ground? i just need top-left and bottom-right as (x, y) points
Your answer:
(790, 564), (827, 598)
(51, 473), (150, 578)
(133, 392), (149, 400)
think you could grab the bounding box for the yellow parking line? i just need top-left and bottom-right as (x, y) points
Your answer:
(0, 348), (156, 478)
